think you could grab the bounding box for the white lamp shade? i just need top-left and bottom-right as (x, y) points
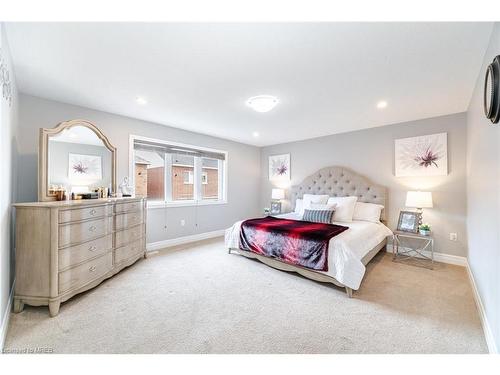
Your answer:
(405, 191), (433, 208)
(271, 188), (285, 200)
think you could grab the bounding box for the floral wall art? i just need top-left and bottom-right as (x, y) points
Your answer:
(68, 153), (103, 181)
(395, 132), (448, 177)
(269, 153), (290, 181)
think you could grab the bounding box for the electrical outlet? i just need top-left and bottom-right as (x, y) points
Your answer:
(180, 219), (185, 226)
(449, 233), (458, 241)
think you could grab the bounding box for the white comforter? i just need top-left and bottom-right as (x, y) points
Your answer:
(224, 213), (392, 290)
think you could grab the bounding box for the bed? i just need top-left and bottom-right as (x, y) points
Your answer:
(225, 166), (392, 297)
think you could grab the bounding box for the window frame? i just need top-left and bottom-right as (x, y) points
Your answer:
(129, 134), (228, 208)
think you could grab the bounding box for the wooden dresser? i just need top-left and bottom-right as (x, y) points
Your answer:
(13, 197), (147, 316)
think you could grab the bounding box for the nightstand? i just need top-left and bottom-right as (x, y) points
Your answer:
(392, 230), (434, 269)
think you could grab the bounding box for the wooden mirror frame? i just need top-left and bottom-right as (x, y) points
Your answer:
(38, 119), (117, 202)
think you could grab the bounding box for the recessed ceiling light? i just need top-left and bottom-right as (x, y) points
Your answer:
(252, 131), (260, 137)
(376, 100), (388, 109)
(136, 96), (148, 105)
(246, 95), (279, 113)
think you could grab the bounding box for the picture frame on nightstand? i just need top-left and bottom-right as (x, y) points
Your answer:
(397, 210), (419, 233)
(270, 201), (282, 215)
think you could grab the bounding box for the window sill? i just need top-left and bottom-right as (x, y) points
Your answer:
(147, 200), (227, 209)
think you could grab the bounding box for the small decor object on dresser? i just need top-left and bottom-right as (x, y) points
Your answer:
(397, 210), (419, 233)
(269, 153), (290, 181)
(395, 133), (447, 177)
(484, 55), (500, 124)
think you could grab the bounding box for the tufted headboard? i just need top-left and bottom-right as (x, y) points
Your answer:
(289, 166), (387, 221)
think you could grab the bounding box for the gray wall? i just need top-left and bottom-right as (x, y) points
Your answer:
(17, 94), (261, 243)
(48, 141), (111, 189)
(466, 22), (500, 351)
(261, 112), (468, 257)
(0, 23), (19, 348)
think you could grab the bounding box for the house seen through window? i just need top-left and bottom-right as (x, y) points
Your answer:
(132, 137), (226, 205)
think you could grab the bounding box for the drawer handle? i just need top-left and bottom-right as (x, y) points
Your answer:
(90, 209), (97, 216)
(88, 245), (97, 252)
(89, 265), (96, 272)
(89, 225), (97, 232)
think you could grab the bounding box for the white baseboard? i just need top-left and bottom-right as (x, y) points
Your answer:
(386, 244), (467, 266)
(146, 229), (225, 252)
(0, 280), (15, 351)
(466, 262), (498, 354)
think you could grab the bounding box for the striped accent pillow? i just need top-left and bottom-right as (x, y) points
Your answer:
(302, 208), (335, 224)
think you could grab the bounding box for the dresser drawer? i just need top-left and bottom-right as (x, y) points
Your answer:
(59, 205), (111, 224)
(58, 252), (113, 294)
(59, 234), (113, 270)
(115, 210), (144, 230)
(115, 201), (143, 214)
(115, 224), (144, 248)
(59, 217), (113, 248)
(115, 239), (144, 264)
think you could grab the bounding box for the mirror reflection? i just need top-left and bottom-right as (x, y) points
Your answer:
(47, 125), (112, 196)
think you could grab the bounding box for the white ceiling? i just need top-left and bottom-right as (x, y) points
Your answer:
(5, 22), (493, 147)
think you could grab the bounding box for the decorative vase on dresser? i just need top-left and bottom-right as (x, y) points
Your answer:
(13, 197), (146, 316)
(13, 118), (148, 316)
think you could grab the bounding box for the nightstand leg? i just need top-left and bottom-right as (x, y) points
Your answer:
(431, 239), (434, 269)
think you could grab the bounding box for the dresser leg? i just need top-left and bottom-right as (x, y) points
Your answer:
(345, 287), (353, 298)
(13, 298), (24, 313)
(48, 300), (60, 317)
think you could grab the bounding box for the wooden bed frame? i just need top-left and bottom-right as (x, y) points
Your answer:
(228, 166), (388, 298)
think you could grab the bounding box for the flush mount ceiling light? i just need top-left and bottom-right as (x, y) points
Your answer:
(376, 100), (388, 109)
(136, 96), (148, 105)
(252, 131), (260, 137)
(246, 95), (279, 113)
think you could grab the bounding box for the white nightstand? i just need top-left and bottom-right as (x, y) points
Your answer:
(392, 230), (434, 269)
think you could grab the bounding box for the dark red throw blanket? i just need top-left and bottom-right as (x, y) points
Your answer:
(239, 216), (349, 271)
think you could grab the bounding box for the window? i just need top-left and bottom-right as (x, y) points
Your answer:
(183, 171), (193, 185)
(131, 136), (227, 206)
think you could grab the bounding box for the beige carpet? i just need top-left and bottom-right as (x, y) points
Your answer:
(5, 238), (487, 353)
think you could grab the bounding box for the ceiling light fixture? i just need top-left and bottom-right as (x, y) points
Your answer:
(136, 96), (148, 105)
(252, 131), (260, 137)
(246, 95), (279, 113)
(376, 100), (388, 109)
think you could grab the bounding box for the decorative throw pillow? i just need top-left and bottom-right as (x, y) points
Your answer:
(352, 201), (384, 223)
(309, 203), (337, 211)
(301, 194), (330, 214)
(326, 196), (358, 222)
(303, 208), (336, 224)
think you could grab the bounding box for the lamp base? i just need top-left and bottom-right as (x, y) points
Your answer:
(416, 208), (423, 226)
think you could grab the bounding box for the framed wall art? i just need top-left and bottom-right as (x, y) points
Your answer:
(269, 153), (290, 181)
(395, 133), (447, 177)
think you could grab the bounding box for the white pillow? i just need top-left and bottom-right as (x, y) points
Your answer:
(301, 194), (329, 214)
(352, 201), (384, 223)
(294, 199), (303, 214)
(326, 196), (358, 222)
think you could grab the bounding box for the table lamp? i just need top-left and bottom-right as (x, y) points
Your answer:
(405, 191), (433, 224)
